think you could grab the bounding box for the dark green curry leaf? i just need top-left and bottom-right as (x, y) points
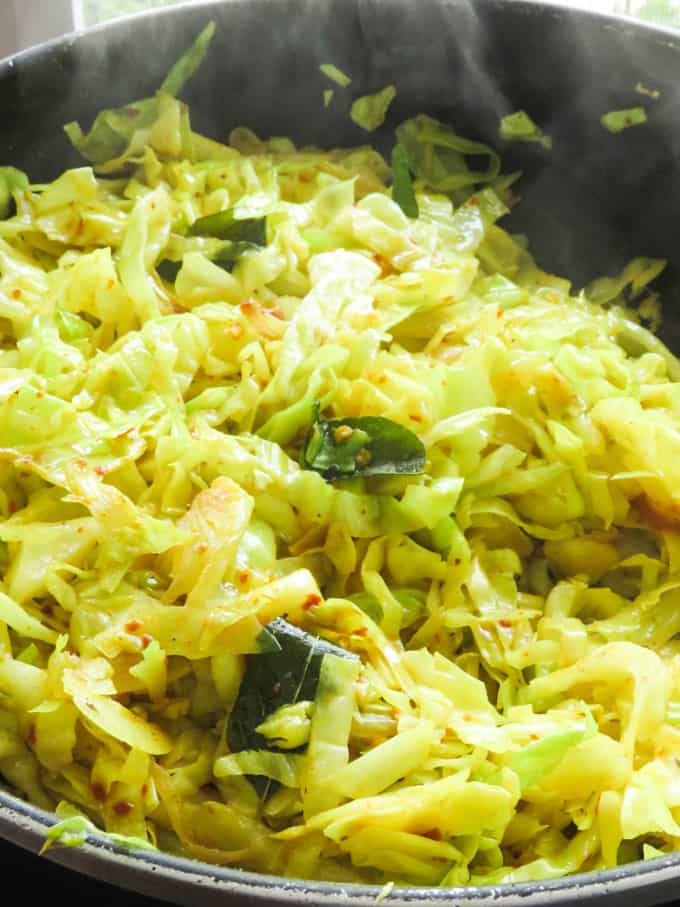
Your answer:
(152, 207), (270, 281)
(303, 403), (426, 481)
(391, 144), (419, 218)
(211, 241), (264, 271)
(156, 259), (183, 283)
(188, 208), (267, 246)
(157, 237), (264, 284)
(157, 206), (268, 283)
(228, 617), (356, 759)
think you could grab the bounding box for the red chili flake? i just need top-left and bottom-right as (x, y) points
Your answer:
(529, 733), (540, 741)
(499, 619), (512, 628)
(41, 604), (53, 617)
(92, 782), (107, 802)
(141, 634), (153, 650)
(240, 300), (255, 315)
(353, 626), (368, 637)
(125, 620), (142, 633)
(125, 107), (140, 119)
(409, 413), (423, 423)
(497, 309), (505, 319)
(196, 542), (209, 554)
(468, 195), (479, 206)
(268, 307), (285, 321)
(113, 800), (134, 817)
(303, 593), (322, 610)
(106, 279), (115, 290)
(422, 828), (442, 841)
(94, 466), (106, 476)
(141, 784), (148, 796)
(10, 289), (21, 300)
(77, 526), (85, 534)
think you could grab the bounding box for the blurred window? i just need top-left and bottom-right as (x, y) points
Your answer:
(1, 0), (679, 59)
(79, 0), (193, 25)
(0, 0), (74, 57)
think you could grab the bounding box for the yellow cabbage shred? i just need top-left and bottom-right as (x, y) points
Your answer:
(1, 49), (680, 891)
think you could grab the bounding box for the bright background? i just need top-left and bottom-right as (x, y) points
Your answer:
(76, 0), (680, 30)
(1, 0), (679, 61)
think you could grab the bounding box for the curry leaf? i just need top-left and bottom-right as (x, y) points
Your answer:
(303, 403), (426, 481)
(157, 208), (268, 282)
(211, 242), (263, 272)
(156, 259), (182, 283)
(227, 618), (356, 758)
(188, 208), (267, 245)
(156, 241), (263, 283)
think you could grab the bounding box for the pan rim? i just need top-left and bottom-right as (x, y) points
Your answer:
(4, 782), (680, 904)
(3, 0), (680, 74)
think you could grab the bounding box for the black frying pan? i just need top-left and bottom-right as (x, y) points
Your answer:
(3, 0), (680, 903)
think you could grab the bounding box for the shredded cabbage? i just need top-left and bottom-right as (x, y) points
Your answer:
(499, 111), (552, 149)
(601, 107), (648, 133)
(319, 64), (352, 88)
(0, 20), (679, 891)
(351, 85), (397, 132)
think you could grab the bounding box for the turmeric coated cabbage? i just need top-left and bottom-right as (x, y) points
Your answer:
(0, 23), (679, 888)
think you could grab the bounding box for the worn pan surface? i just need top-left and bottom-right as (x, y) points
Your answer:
(2, 0), (680, 903)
